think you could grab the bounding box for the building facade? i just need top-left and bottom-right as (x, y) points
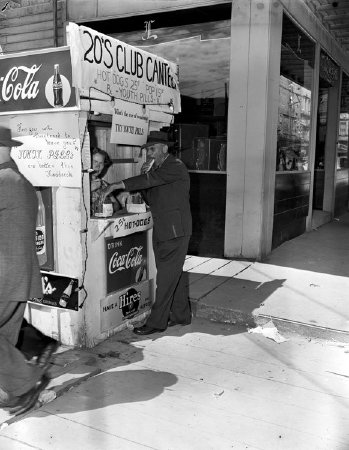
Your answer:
(1, 0), (348, 260)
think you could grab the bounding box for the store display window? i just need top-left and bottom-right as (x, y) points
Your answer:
(337, 73), (349, 170)
(277, 14), (315, 172)
(138, 15), (230, 173)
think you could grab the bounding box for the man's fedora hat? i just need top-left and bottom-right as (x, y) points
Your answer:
(142, 130), (174, 148)
(0, 126), (22, 147)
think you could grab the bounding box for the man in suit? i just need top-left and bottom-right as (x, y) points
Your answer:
(103, 130), (192, 335)
(0, 126), (56, 415)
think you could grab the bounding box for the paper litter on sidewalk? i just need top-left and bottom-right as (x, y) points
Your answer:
(38, 389), (57, 405)
(248, 320), (288, 343)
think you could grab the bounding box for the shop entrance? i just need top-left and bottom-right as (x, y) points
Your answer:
(311, 51), (340, 228)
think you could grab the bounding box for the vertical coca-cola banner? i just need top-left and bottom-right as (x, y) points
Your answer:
(105, 231), (148, 294)
(0, 47), (76, 114)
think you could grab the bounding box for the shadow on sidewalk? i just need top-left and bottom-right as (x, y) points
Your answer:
(187, 270), (287, 327)
(38, 368), (178, 416)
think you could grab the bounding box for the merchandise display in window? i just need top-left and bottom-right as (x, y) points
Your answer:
(277, 76), (311, 172)
(337, 73), (349, 170)
(277, 14), (315, 173)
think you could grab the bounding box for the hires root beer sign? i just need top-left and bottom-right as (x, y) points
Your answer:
(0, 47), (76, 114)
(105, 231), (148, 294)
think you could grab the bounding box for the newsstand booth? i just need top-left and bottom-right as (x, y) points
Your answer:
(0, 23), (180, 347)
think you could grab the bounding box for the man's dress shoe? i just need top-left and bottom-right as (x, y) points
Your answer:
(7, 374), (50, 416)
(133, 325), (166, 335)
(37, 340), (59, 370)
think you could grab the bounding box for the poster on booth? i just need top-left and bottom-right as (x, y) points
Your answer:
(0, 47), (77, 115)
(100, 280), (152, 333)
(67, 22), (181, 114)
(0, 112), (81, 187)
(105, 231), (148, 294)
(111, 100), (149, 146)
(29, 271), (79, 311)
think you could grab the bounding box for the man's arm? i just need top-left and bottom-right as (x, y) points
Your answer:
(101, 180), (125, 199)
(101, 157), (187, 200)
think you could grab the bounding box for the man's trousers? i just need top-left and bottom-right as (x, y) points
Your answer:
(146, 235), (191, 330)
(0, 302), (43, 403)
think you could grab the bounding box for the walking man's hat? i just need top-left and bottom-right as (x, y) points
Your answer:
(0, 126), (23, 147)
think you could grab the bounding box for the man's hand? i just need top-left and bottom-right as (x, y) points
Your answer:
(100, 181), (125, 203)
(141, 158), (155, 174)
(100, 184), (114, 202)
(116, 191), (131, 208)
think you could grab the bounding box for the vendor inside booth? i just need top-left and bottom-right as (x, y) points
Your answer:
(90, 147), (120, 217)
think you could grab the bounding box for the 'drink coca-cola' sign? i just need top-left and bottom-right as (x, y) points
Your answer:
(0, 47), (76, 114)
(105, 231), (148, 294)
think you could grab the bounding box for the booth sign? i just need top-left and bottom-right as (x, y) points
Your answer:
(29, 271), (79, 311)
(100, 280), (152, 332)
(105, 231), (148, 294)
(0, 47), (76, 115)
(67, 23), (181, 113)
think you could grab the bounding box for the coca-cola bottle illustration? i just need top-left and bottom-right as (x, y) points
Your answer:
(36, 190), (47, 266)
(53, 64), (63, 107)
(59, 279), (74, 308)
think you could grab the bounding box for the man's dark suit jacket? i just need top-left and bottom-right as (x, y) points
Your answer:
(0, 159), (42, 303)
(123, 154), (192, 242)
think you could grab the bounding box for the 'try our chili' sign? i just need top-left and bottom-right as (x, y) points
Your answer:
(0, 47), (76, 114)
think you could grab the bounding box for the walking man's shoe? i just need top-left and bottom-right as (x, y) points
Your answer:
(7, 374), (50, 416)
(37, 340), (59, 370)
(133, 325), (166, 335)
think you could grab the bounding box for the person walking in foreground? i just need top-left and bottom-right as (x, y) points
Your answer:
(0, 126), (57, 415)
(102, 130), (192, 335)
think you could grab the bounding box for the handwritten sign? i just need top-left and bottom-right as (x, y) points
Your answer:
(111, 100), (149, 145)
(2, 112), (81, 187)
(67, 23), (181, 113)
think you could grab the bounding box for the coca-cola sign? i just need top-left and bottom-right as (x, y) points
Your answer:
(105, 232), (148, 294)
(0, 47), (76, 113)
(109, 246), (143, 274)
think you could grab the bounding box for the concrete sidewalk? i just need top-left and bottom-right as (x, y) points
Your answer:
(1, 213), (348, 439)
(188, 213), (349, 342)
(1, 319), (349, 449)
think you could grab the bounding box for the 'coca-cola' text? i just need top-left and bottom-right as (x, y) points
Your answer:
(108, 246), (143, 274)
(0, 64), (42, 102)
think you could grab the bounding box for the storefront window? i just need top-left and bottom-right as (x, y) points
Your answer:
(144, 32), (230, 172)
(337, 73), (349, 170)
(277, 15), (315, 172)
